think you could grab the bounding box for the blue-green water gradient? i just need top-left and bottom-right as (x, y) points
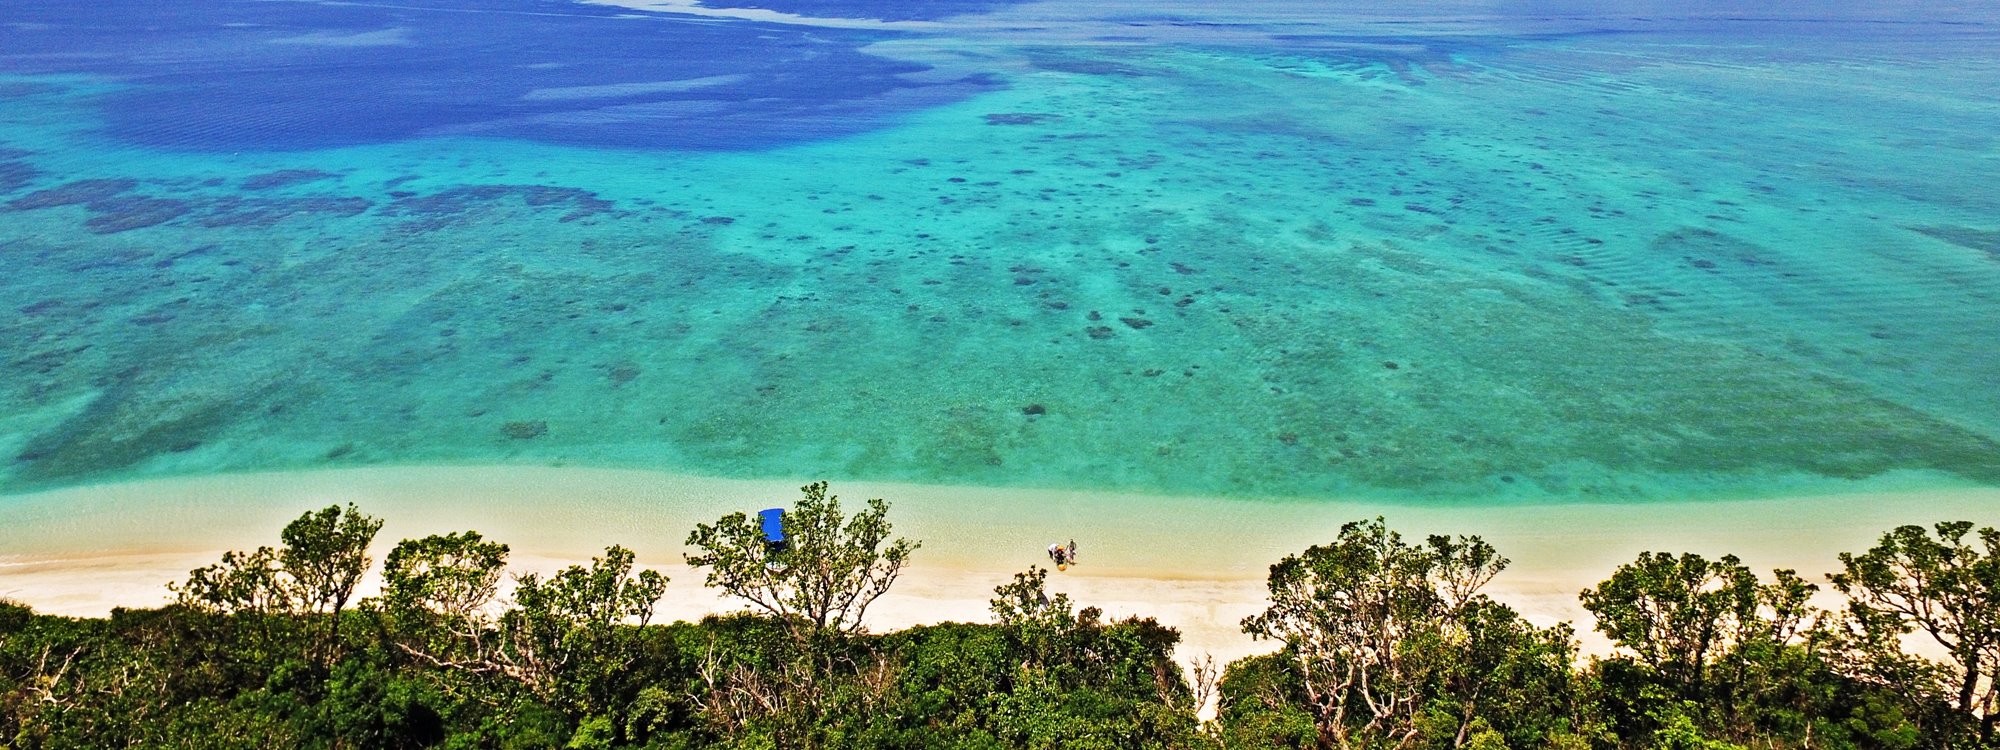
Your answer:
(3, 0), (1997, 501)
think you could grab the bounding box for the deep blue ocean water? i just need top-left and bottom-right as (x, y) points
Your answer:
(2, 0), (1997, 500)
(0, 0), (998, 150)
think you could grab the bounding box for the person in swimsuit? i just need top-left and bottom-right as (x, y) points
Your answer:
(1047, 542), (1067, 565)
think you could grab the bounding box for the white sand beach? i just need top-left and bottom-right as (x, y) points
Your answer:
(2, 465), (1996, 667)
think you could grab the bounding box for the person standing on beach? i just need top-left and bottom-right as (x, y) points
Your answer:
(1048, 542), (1066, 566)
(1067, 539), (1077, 565)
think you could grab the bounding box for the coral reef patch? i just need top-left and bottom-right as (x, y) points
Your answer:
(984, 113), (1060, 125)
(241, 169), (341, 191)
(83, 196), (192, 234)
(382, 184), (618, 228)
(200, 196), (372, 228)
(6, 179), (138, 210)
(1910, 225), (2000, 261)
(12, 379), (240, 483)
(503, 420), (548, 440)
(0, 160), (39, 194)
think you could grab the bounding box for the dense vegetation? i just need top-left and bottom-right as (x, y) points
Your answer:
(0, 484), (1993, 749)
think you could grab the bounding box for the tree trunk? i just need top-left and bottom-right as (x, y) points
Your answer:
(1959, 648), (1980, 714)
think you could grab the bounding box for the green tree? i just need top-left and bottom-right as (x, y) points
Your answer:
(1829, 521), (1999, 745)
(982, 569), (1205, 749)
(1214, 652), (1319, 749)
(500, 545), (667, 713)
(1238, 517), (1575, 750)
(1415, 598), (1582, 749)
(684, 481), (918, 639)
(170, 504), (382, 623)
(169, 504), (383, 664)
(279, 503), (383, 654)
(169, 546), (291, 616)
(679, 483), (918, 747)
(1577, 550), (1898, 747)
(991, 565), (1101, 669)
(279, 504), (384, 619)
(1579, 552), (1763, 697)
(373, 530), (511, 674)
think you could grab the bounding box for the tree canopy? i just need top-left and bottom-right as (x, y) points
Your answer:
(684, 481), (917, 639)
(3, 492), (1995, 750)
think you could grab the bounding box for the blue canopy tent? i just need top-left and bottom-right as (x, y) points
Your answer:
(759, 508), (788, 553)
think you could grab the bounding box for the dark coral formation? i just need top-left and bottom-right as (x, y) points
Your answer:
(0, 160), (40, 194)
(1647, 227), (1769, 267)
(200, 196), (372, 228)
(82, 196), (192, 234)
(6, 178), (138, 210)
(17, 299), (64, 316)
(984, 113), (1060, 126)
(241, 168), (341, 191)
(12, 380), (237, 483)
(502, 420), (548, 440)
(1027, 56), (1147, 77)
(382, 184), (617, 227)
(608, 363), (640, 387)
(1909, 225), (2000, 261)
(2, 171), (370, 232)
(2, 178), (200, 233)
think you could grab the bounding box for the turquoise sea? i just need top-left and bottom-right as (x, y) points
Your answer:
(2, 0), (1998, 502)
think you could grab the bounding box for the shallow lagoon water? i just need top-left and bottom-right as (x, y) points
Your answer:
(2, 0), (1998, 501)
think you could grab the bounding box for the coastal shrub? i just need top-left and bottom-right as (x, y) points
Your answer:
(170, 503), (383, 666)
(1829, 522), (2000, 747)
(0, 600), (29, 633)
(2, 498), (1994, 750)
(684, 481), (919, 640)
(1577, 549), (1937, 750)
(499, 545), (669, 713)
(1235, 517), (1581, 750)
(373, 530), (512, 675)
(1212, 652), (1317, 749)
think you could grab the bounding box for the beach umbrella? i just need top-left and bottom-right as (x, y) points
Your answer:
(759, 508), (788, 553)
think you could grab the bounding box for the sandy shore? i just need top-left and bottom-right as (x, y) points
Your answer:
(2, 465), (1996, 666)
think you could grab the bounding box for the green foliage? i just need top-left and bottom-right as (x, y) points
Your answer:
(165, 504), (384, 668)
(1238, 517), (1577, 749)
(1580, 552), (1764, 685)
(1829, 521), (2000, 746)
(171, 504), (384, 624)
(991, 566), (1105, 672)
(2, 499), (1994, 750)
(171, 546), (290, 615)
(685, 481), (918, 638)
(312, 656), (448, 748)
(374, 530), (512, 672)
(500, 545), (668, 714)
(1213, 653), (1317, 750)
(280, 504), (385, 619)
(1650, 709), (1749, 750)
(1576, 548), (1949, 749)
